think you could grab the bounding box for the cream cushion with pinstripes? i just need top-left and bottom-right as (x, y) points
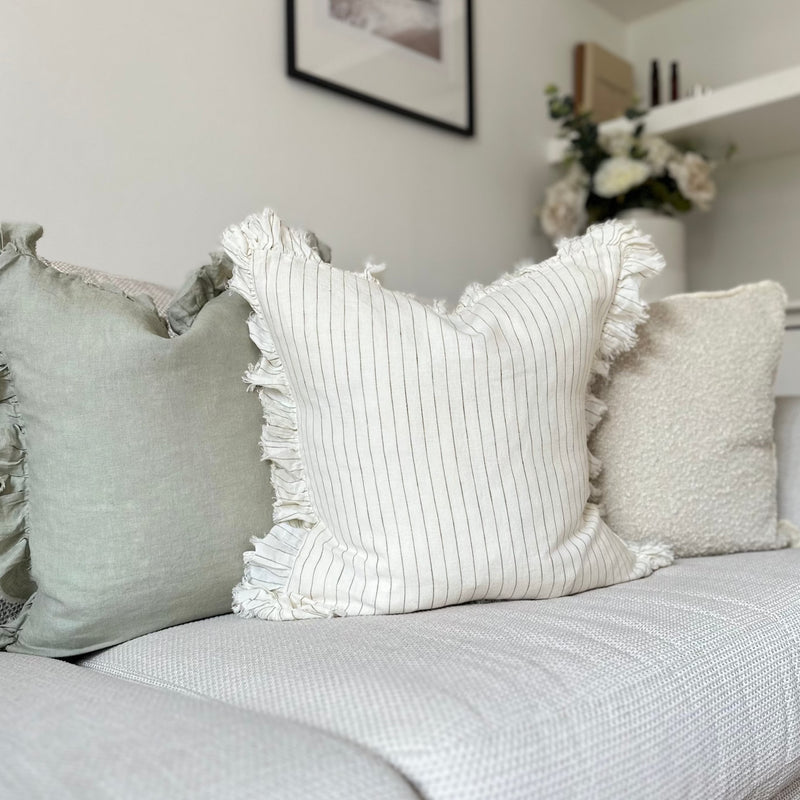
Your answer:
(222, 209), (673, 620)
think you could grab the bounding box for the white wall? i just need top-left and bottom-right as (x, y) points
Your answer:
(626, 0), (800, 299)
(0, 0), (623, 301)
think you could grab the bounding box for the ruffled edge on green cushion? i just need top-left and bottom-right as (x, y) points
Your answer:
(0, 224), (40, 644)
(0, 222), (43, 255)
(0, 222), (247, 648)
(165, 228), (331, 335)
(166, 251), (234, 334)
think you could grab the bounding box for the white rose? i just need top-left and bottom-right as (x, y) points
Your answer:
(539, 176), (587, 243)
(600, 129), (634, 157)
(593, 157), (651, 198)
(668, 152), (716, 211)
(643, 135), (679, 175)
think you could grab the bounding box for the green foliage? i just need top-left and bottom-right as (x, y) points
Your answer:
(624, 107), (647, 120)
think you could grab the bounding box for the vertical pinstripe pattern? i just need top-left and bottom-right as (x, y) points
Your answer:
(224, 210), (672, 620)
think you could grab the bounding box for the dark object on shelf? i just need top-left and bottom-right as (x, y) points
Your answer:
(671, 61), (680, 102)
(286, 0), (474, 137)
(651, 59), (661, 106)
(574, 42), (634, 122)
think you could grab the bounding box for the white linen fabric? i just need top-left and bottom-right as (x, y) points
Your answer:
(593, 282), (794, 557)
(222, 209), (671, 620)
(79, 549), (800, 800)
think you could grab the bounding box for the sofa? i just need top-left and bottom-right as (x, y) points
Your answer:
(0, 393), (796, 798)
(2, 224), (799, 800)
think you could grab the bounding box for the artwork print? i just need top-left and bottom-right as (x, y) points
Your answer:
(287, 0), (473, 135)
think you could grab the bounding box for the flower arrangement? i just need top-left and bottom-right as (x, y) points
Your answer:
(540, 86), (721, 244)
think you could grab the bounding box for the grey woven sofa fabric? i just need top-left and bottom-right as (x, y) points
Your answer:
(0, 652), (418, 800)
(758, 763), (800, 800)
(79, 550), (800, 800)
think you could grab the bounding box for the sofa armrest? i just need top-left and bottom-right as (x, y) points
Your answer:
(0, 652), (418, 800)
(776, 395), (800, 524)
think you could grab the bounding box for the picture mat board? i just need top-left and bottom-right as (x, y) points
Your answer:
(288, 0), (473, 134)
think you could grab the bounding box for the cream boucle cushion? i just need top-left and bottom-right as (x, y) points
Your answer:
(594, 282), (793, 557)
(221, 209), (673, 621)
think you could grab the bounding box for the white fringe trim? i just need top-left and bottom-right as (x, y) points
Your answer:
(450, 219), (675, 578)
(224, 212), (674, 618)
(573, 221), (674, 572)
(223, 209), (331, 620)
(626, 541), (675, 578)
(582, 221), (674, 573)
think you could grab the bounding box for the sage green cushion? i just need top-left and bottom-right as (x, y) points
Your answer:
(0, 222), (271, 657)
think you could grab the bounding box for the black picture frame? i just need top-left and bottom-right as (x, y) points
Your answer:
(287, 0), (474, 136)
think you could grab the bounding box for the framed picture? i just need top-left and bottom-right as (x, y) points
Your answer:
(287, 0), (474, 136)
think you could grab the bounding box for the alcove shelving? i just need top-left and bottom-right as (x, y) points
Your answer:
(546, 64), (800, 165)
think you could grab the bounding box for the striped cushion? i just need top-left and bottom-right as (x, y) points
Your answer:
(223, 209), (673, 620)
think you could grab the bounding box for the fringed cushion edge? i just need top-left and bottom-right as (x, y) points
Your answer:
(223, 209), (333, 621)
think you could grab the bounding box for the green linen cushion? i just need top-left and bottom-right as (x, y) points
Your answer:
(0, 222), (271, 657)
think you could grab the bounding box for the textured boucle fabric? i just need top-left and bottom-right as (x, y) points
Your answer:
(593, 282), (792, 557)
(222, 209), (671, 620)
(1, 652), (417, 800)
(80, 549), (800, 800)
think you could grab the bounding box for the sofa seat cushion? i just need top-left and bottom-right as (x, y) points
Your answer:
(79, 550), (800, 800)
(1, 652), (418, 800)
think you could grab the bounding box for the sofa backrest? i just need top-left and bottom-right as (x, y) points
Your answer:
(776, 395), (800, 524)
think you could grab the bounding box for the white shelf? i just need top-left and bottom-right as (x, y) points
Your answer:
(587, 0), (687, 23)
(547, 64), (800, 165)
